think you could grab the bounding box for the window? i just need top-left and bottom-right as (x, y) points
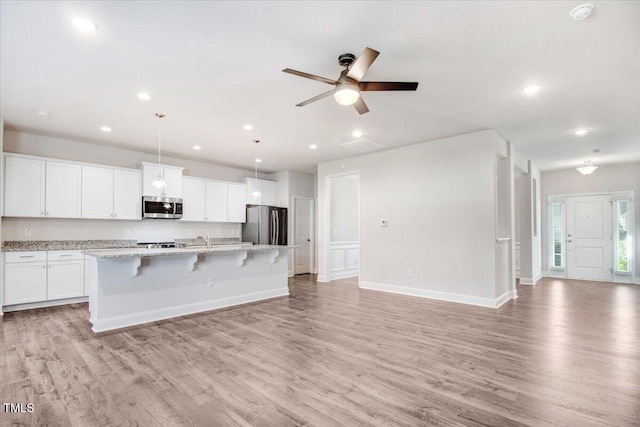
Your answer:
(615, 200), (631, 273)
(551, 203), (563, 268)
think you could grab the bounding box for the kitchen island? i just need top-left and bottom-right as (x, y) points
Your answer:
(84, 244), (290, 332)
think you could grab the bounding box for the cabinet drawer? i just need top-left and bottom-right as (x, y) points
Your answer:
(48, 250), (84, 261)
(4, 251), (47, 263)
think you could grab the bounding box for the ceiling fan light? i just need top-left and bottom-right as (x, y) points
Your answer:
(334, 84), (360, 106)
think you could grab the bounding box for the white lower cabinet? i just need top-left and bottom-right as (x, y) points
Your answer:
(3, 251), (87, 307)
(3, 262), (48, 305)
(47, 260), (85, 301)
(84, 258), (91, 297)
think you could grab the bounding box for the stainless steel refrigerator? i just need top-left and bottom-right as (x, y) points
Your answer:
(242, 205), (288, 245)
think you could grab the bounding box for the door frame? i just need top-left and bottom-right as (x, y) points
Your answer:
(547, 190), (635, 284)
(292, 196), (315, 276)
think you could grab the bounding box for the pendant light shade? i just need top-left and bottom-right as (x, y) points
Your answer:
(252, 139), (262, 199)
(577, 160), (598, 175)
(152, 113), (168, 190)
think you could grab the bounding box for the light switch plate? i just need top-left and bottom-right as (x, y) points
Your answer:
(24, 228), (32, 237)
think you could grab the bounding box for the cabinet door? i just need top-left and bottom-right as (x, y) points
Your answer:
(261, 181), (276, 206)
(163, 168), (183, 198)
(206, 181), (228, 222)
(142, 164), (164, 197)
(182, 178), (207, 221)
(4, 262), (47, 305)
(4, 156), (46, 217)
(245, 178), (262, 205)
(227, 183), (247, 222)
(47, 260), (84, 300)
(46, 162), (82, 218)
(113, 170), (142, 220)
(82, 166), (114, 219)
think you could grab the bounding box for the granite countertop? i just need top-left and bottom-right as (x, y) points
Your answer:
(1, 238), (243, 252)
(84, 244), (292, 259)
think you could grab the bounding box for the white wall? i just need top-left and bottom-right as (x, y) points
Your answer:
(1, 130), (266, 243)
(318, 130), (509, 306)
(541, 161), (640, 277)
(329, 175), (359, 243)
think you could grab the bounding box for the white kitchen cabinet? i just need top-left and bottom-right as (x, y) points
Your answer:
(227, 183), (247, 222)
(82, 166), (114, 219)
(84, 258), (91, 297)
(4, 156), (46, 217)
(206, 181), (228, 222)
(3, 261), (48, 305)
(82, 167), (141, 220)
(46, 161), (81, 218)
(243, 178), (276, 206)
(47, 259), (85, 300)
(141, 162), (183, 198)
(113, 170), (142, 220)
(182, 177), (207, 221)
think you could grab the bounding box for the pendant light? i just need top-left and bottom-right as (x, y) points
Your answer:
(576, 160), (598, 175)
(251, 139), (262, 199)
(152, 113), (167, 190)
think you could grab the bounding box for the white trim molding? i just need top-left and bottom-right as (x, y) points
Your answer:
(360, 281), (516, 309)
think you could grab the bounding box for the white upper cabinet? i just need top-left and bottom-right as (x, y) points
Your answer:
(182, 177), (207, 221)
(113, 170), (141, 220)
(227, 183), (247, 222)
(181, 177), (246, 223)
(243, 177), (276, 206)
(4, 156), (46, 217)
(141, 162), (183, 198)
(46, 161), (81, 218)
(206, 181), (228, 222)
(82, 166), (114, 219)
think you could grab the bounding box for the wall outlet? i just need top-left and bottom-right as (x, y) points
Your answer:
(207, 278), (215, 287)
(407, 268), (413, 277)
(82, 228), (88, 237)
(381, 220), (388, 228)
(24, 228), (32, 237)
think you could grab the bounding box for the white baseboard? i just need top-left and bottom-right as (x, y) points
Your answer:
(288, 271), (294, 278)
(316, 275), (328, 283)
(634, 278), (640, 285)
(91, 287), (289, 333)
(359, 281), (515, 309)
(330, 269), (359, 280)
(520, 271), (543, 286)
(3, 296), (89, 312)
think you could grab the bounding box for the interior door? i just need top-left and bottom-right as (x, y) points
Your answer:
(294, 199), (311, 274)
(566, 195), (613, 281)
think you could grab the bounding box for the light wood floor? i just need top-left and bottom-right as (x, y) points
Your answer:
(2, 276), (639, 426)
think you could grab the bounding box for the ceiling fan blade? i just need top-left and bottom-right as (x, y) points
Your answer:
(282, 68), (336, 85)
(359, 81), (419, 91)
(346, 47), (380, 81)
(295, 89), (335, 107)
(353, 97), (369, 115)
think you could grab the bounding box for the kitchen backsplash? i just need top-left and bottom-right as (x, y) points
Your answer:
(1, 217), (241, 242)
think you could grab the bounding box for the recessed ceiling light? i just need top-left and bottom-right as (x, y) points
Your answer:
(255, 158), (262, 163)
(522, 84), (542, 96)
(352, 130), (363, 138)
(243, 123), (254, 131)
(192, 145), (201, 151)
(72, 17), (99, 32)
(309, 144), (318, 150)
(36, 109), (50, 117)
(574, 128), (590, 136)
(100, 126), (112, 132)
(137, 92), (151, 101)
(570, 3), (594, 21)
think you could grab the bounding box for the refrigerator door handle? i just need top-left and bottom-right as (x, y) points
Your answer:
(271, 211), (275, 244)
(275, 210), (279, 244)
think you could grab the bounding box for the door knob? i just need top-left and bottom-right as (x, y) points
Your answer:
(568, 240), (572, 243)
(307, 239), (311, 242)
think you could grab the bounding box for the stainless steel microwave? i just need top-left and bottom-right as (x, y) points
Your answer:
(142, 196), (183, 219)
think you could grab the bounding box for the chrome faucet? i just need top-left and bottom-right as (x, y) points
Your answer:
(196, 232), (211, 249)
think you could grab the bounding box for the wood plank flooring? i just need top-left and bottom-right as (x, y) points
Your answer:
(2, 276), (639, 426)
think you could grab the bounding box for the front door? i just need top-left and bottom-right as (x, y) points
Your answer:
(294, 198), (312, 275)
(566, 195), (613, 281)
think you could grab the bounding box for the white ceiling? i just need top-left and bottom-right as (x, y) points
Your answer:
(1, 1), (639, 174)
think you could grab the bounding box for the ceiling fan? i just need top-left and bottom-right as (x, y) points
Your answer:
(282, 47), (419, 115)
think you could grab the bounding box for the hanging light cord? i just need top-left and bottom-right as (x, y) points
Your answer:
(156, 113), (165, 166)
(254, 139), (260, 179)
